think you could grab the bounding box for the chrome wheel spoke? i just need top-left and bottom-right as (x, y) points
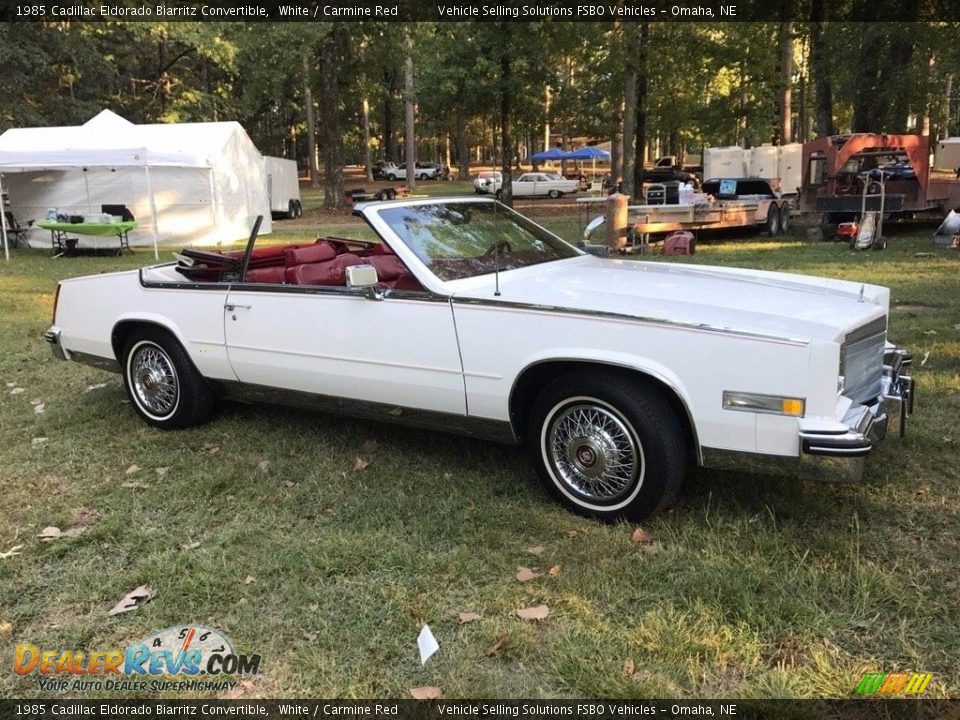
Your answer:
(131, 344), (178, 416)
(546, 401), (641, 504)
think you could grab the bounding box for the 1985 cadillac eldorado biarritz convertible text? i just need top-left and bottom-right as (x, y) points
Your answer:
(45, 198), (915, 521)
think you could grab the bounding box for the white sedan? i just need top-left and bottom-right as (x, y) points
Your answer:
(507, 172), (580, 198)
(46, 198), (914, 521)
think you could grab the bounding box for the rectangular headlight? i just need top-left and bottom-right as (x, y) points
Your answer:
(723, 391), (806, 417)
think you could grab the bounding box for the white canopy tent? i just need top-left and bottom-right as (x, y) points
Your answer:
(0, 110), (271, 261)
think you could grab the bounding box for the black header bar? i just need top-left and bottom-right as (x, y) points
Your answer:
(1, 0), (958, 22)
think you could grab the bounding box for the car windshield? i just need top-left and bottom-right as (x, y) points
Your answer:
(376, 202), (580, 281)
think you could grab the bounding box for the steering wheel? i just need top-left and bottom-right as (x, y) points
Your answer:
(484, 240), (512, 257)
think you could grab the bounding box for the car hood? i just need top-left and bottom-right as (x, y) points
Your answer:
(449, 255), (888, 343)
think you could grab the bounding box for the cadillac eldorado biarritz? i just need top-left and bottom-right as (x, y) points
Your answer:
(45, 198), (915, 521)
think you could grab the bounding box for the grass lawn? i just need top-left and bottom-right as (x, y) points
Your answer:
(1, 219), (958, 700)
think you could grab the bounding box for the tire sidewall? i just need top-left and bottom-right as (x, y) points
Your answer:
(528, 374), (684, 521)
(766, 206), (780, 235)
(779, 205), (790, 234)
(124, 339), (181, 423)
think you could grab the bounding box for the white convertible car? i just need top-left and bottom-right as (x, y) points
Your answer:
(46, 198), (914, 521)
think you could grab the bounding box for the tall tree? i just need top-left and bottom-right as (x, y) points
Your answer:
(632, 22), (649, 200)
(621, 22), (640, 196)
(778, 20), (794, 143)
(810, 0), (834, 136)
(317, 27), (344, 209)
(403, 26), (417, 192)
(302, 49), (319, 189)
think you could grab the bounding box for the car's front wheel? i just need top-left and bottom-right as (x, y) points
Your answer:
(527, 372), (686, 522)
(122, 328), (216, 430)
(548, 189), (562, 199)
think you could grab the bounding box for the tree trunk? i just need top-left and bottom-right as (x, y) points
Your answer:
(944, 74), (954, 139)
(622, 22), (639, 197)
(318, 33), (343, 209)
(499, 34), (514, 207)
(810, 0), (833, 137)
(302, 50), (319, 190)
(778, 21), (794, 144)
(631, 22), (649, 199)
(383, 68), (397, 162)
(363, 97), (374, 182)
(404, 27), (417, 192)
(456, 111), (470, 181)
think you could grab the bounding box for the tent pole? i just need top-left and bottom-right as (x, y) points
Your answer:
(0, 173), (9, 261)
(144, 164), (159, 260)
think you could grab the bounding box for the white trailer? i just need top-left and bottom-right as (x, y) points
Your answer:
(703, 146), (748, 180)
(264, 156), (302, 219)
(934, 138), (960, 173)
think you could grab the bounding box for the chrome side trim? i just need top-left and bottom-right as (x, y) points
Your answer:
(217, 381), (518, 445)
(452, 297), (810, 346)
(71, 351), (122, 374)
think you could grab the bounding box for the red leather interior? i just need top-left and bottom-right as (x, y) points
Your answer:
(243, 266), (287, 284)
(284, 242), (336, 267)
(285, 253), (364, 286)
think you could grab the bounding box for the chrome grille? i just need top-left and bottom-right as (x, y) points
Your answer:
(840, 318), (886, 404)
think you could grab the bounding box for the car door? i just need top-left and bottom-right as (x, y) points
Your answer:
(513, 174), (535, 197)
(222, 283), (466, 416)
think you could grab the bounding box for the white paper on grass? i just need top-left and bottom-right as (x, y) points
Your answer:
(417, 624), (439, 665)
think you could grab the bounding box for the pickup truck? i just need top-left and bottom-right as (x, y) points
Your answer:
(382, 163), (439, 181)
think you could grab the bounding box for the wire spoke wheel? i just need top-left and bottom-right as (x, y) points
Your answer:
(130, 343), (179, 417)
(544, 400), (643, 505)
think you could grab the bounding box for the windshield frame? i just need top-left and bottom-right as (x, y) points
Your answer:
(357, 197), (583, 292)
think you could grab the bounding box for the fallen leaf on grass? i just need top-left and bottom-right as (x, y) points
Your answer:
(155, 467), (170, 477)
(202, 444), (221, 455)
(125, 464), (140, 475)
(525, 545), (545, 556)
(222, 679), (255, 699)
(548, 565), (561, 578)
(631, 527), (651, 543)
(921, 351), (931, 367)
(354, 457), (369, 471)
(108, 585), (155, 615)
(458, 612), (481, 624)
(516, 566), (543, 582)
(639, 541), (663, 555)
(5, 382), (14, 388)
(244, 575), (256, 585)
(181, 541), (201, 551)
(31, 437), (47, 449)
(282, 480), (296, 488)
(565, 529), (582, 538)
(0, 622), (11, 638)
(33, 403), (45, 414)
(0, 545), (24, 560)
(38, 527), (62, 542)
(84, 382), (109, 392)
(9, 387), (24, 395)
(71, 507), (99, 527)
(516, 604), (550, 621)
(361, 440), (379, 455)
(486, 634), (509, 657)
(257, 461), (270, 473)
(623, 659), (635, 676)
(923, 330), (938, 336)
(120, 481), (149, 490)
(324, 506), (336, 516)
(409, 686), (442, 700)
(302, 631), (317, 642)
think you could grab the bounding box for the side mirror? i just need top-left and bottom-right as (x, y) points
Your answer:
(346, 264), (384, 301)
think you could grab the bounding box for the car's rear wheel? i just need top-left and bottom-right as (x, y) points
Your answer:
(548, 189), (561, 199)
(765, 204), (780, 236)
(418, 173), (429, 180)
(778, 204), (790, 234)
(122, 328), (216, 430)
(527, 372), (685, 522)
(387, 173), (397, 181)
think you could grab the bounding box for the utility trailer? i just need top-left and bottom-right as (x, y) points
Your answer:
(264, 156), (302, 219)
(801, 134), (960, 234)
(581, 178), (792, 250)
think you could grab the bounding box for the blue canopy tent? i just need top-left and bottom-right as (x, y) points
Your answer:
(531, 147), (571, 162)
(565, 146), (611, 160)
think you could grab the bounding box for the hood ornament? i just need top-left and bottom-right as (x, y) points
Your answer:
(859, 284), (865, 303)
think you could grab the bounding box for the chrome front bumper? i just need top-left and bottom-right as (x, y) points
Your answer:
(44, 327), (68, 361)
(799, 343), (914, 482)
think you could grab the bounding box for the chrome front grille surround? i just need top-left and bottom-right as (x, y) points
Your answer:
(840, 317), (886, 405)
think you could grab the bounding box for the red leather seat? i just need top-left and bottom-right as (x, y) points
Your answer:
(244, 266), (286, 284)
(286, 253), (364, 286)
(284, 242), (336, 267)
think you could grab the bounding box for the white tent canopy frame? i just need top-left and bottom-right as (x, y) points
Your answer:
(0, 109), (268, 261)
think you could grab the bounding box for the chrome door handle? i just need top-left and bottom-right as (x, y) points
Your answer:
(224, 303), (252, 311)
